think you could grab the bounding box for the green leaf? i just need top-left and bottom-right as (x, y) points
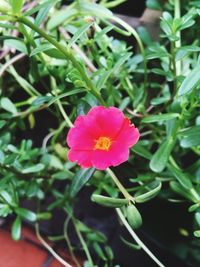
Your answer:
(179, 126), (200, 148)
(8, 65), (39, 97)
(93, 242), (106, 260)
(22, 163), (45, 174)
(47, 7), (76, 30)
(105, 245), (114, 260)
(80, 2), (113, 18)
(31, 95), (53, 107)
(194, 230), (200, 237)
(178, 64), (200, 96)
(30, 43), (53, 57)
(48, 88), (84, 106)
(0, 190), (13, 205)
(134, 181), (162, 203)
(52, 170), (73, 180)
(24, 0), (60, 16)
(195, 212), (200, 227)
(0, 120), (6, 129)
(1, 97), (17, 114)
(44, 48), (66, 59)
(150, 138), (175, 173)
(9, 0), (24, 14)
(94, 25), (114, 42)
(0, 203), (11, 217)
(0, 22), (17, 30)
(131, 143), (152, 160)
(188, 203), (200, 212)
(15, 207), (37, 222)
(11, 216), (21, 241)
(176, 46), (200, 61)
(137, 26), (152, 46)
(91, 194), (129, 208)
(0, 1), (11, 13)
(151, 96), (170, 106)
(170, 181), (198, 202)
(96, 53), (131, 90)
(37, 212), (52, 220)
(68, 22), (94, 48)
(168, 164), (193, 190)
(126, 205), (142, 229)
(146, 0), (162, 10)
(120, 236), (141, 250)
(34, 0), (60, 26)
(142, 113), (179, 123)
(70, 168), (95, 197)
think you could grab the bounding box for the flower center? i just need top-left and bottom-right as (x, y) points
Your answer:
(94, 136), (112, 151)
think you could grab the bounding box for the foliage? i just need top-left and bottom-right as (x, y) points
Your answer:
(0, 0), (200, 266)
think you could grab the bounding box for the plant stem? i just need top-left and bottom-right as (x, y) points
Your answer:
(171, 40), (177, 94)
(50, 77), (73, 128)
(107, 168), (134, 202)
(116, 208), (166, 267)
(174, 0), (181, 76)
(171, 0), (181, 95)
(35, 223), (73, 267)
(64, 217), (81, 267)
(72, 217), (94, 266)
(110, 16), (147, 88)
(17, 15), (106, 106)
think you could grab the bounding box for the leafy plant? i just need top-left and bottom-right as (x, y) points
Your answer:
(0, 0), (200, 266)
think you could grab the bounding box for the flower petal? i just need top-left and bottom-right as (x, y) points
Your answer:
(91, 143), (129, 170)
(68, 149), (93, 168)
(87, 106), (125, 137)
(67, 125), (95, 150)
(66, 106), (140, 169)
(115, 118), (140, 147)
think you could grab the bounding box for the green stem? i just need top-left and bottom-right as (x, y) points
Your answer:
(171, 40), (177, 94)
(116, 208), (165, 267)
(72, 218), (94, 266)
(174, 0), (181, 76)
(107, 168), (134, 202)
(51, 77), (73, 128)
(64, 217), (81, 267)
(16, 15), (106, 106)
(110, 16), (147, 88)
(35, 223), (72, 267)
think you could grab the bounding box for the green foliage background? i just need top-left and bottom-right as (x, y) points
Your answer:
(0, 0), (200, 266)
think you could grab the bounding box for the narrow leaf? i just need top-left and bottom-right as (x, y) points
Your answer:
(134, 181), (162, 203)
(179, 126), (200, 148)
(178, 64), (200, 96)
(91, 194), (129, 208)
(15, 207), (37, 222)
(22, 163), (45, 174)
(9, 0), (24, 14)
(30, 43), (53, 57)
(126, 205), (142, 229)
(131, 143), (152, 160)
(70, 168), (95, 197)
(168, 164), (193, 190)
(150, 138), (175, 173)
(68, 22), (94, 48)
(1, 97), (17, 114)
(142, 113), (179, 123)
(11, 216), (21, 241)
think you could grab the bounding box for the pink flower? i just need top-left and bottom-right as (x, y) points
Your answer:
(66, 106), (140, 170)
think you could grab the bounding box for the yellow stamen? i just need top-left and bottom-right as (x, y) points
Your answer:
(94, 136), (112, 151)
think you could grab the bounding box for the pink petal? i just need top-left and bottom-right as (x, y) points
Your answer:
(87, 106), (125, 137)
(68, 149), (93, 168)
(115, 118), (140, 147)
(91, 143), (129, 170)
(67, 126), (95, 150)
